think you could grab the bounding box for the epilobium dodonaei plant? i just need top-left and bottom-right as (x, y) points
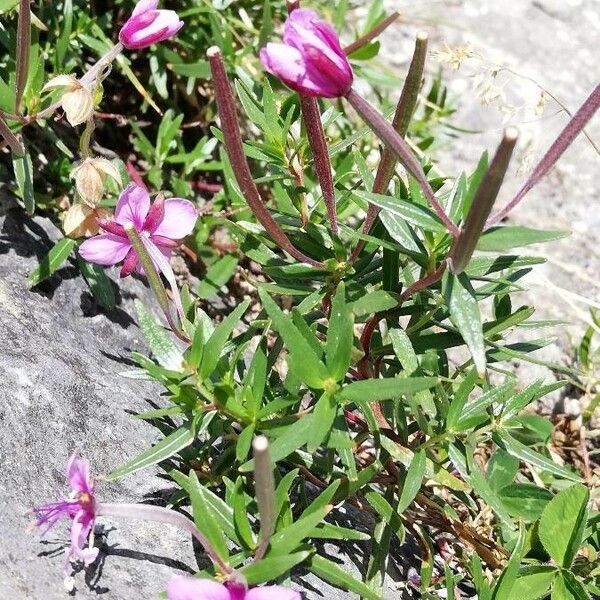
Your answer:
(3, 0), (599, 598)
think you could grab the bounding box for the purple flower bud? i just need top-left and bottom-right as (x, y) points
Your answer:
(119, 0), (183, 50)
(260, 8), (353, 98)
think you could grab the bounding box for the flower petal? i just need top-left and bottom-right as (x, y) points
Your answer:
(151, 198), (197, 239)
(131, 0), (159, 17)
(114, 183), (151, 229)
(246, 586), (301, 600)
(79, 234), (131, 266)
(66, 451), (92, 494)
(166, 576), (230, 600)
(68, 511), (98, 566)
(42, 74), (78, 92)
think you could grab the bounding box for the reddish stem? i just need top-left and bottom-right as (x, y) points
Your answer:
(207, 47), (323, 268)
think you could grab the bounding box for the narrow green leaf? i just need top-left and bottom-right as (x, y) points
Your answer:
(454, 380), (515, 430)
(197, 254), (238, 299)
(351, 290), (398, 316)
(232, 482), (256, 550)
(477, 226), (569, 251)
(188, 471), (229, 561)
(539, 483), (589, 568)
(241, 551), (310, 585)
(259, 289), (329, 388)
(444, 271), (486, 374)
(199, 299), (250, 380)
(307, 392), (337, 452)
(106, 416), (205, 480)
(28, 237), (75, 286)
(492, 524), (525, 600)
(339, 377), (438, 403)
(308, 555), (384, 600)
(354, 190), (447, 233)
(239, 417), (314, 472)
(398, 449), (426, 512)
(448, 443), (514, 529)
(494, 431), (582, 483)
(269, 506), (329, 555)
(326, 282), (354, 381)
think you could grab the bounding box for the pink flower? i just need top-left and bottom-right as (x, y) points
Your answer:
(32, 451), (98, 573)
(79, 183), (197, 279)
(167, 577), (301, 600)
(260, 8), (353, 98)
(119, 0), (183, 50)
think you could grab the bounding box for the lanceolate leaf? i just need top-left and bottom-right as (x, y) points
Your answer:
(106, 413), (213, 480)
(443, 271), (486, 375)
(241, 552), (310, 585)
(199, 299), (250, 379)
(326, 282), (354, 381)
(339, 377), (438, 403)
(493, 430), (582, 482)
(13, 150), (35, 214)
(307, 554), (385, 600)
(492, 524), (525, 600)
(477, 226), (569, 251)
(28, 237), (76, 286)
(259, 289), (329, 388)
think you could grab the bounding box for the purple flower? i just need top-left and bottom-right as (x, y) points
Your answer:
(79, 183), (197, 278)
(119, 0), (183, 50)
(32, 451), (98, 573)
(260, 8), (353, 98)
(167, 577), (301, 600)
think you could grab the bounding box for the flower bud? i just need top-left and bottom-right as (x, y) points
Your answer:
(260, 8), (353, 98)
(119, 0), (183, 50)
(42, 75), (95, 126)
(62, 204), (110, 239)
(71, 157), (122, 207)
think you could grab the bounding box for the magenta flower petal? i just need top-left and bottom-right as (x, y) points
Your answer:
(131, 0), (159, 17)
(69, 511), (98, 566)
(66, 452), (92, 495)
(114, 183), (151, 229)
(260, 44), (323, 97)
(246, 586), (301, 600)
(151, 198), (197, 239)
(79, 234), (132, 266)
(167, 576), (231, 600)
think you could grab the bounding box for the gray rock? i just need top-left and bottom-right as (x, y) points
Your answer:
(0, 199), (197, 599)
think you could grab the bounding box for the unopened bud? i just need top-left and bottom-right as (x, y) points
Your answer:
(71, 157), (122, 207)
(42, 75), (94, 126)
